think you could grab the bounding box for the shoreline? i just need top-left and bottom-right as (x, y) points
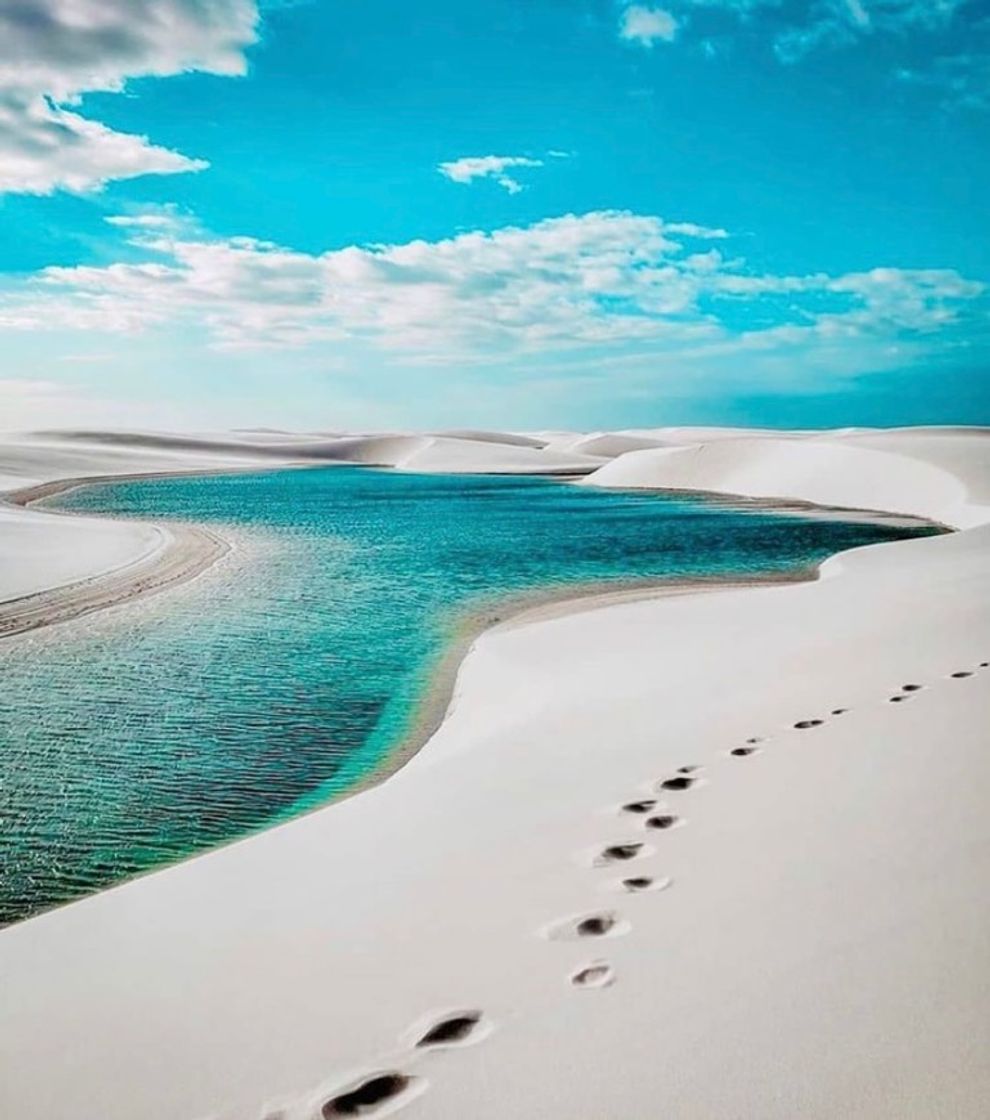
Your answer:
(336, 565), (820, 807)
(0, 472), (240, 639)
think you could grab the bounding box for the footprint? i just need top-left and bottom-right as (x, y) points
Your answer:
(415, 1012), (483, 1048)
(544, 911), (630, 941)
(745, 737), (764, 744)
(644, 814), (680, 831)
(902, 684), (923, 692)
(794, 719), (824, 729)
(729, 746), (758, 756)
(596, 842), (649, 865)
(676, 765), (701, 775)
(321, 1073), (418, 1117)
(620, 875), (671, 893)
(621, 799), (657, 815)
(889, 695), (909, 703)
(570, 962), (615, 989)
(831, 709), (849, 716)
(658, 776), (696, 792)
(979, 661), (988, 669)
(950, 671), (973, 679)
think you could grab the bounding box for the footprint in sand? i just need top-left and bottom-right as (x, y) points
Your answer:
(620, 798), (657, 815)
(619, 875), (671, 893)
(321, 1073), (421, 1117)
(902, 684), (923, 692)
(415, 1011), (485, 1049)
(644, 813), (681, 831)
(570, 961), (615, 989)
(544, 911), (631, 941)
(794, 719), (824, 729)
(657, 775), (698, 792)
(831, 708), (849, 716)
(595, 842), (652, 866)
(950, 670), (974, 679)
(729, 746), (759, 757)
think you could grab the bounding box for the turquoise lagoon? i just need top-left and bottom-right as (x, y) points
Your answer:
(0, 466), (937, 924)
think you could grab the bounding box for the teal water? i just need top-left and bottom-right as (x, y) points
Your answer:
(0, 466), (937, 925)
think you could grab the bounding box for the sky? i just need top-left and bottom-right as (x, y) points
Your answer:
(0, 0), (988, 432)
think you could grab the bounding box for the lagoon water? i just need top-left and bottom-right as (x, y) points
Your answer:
(0, 466), (936, 924)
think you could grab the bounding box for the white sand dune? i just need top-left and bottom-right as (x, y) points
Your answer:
(0, 426), (988, 1119)
(545, 430), (672, 458)
(584, 431), (989, 527)
(437, 429), (550, 449)
(0, 503), (164, 601)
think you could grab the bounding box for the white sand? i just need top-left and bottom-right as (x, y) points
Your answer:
(0, 426), (988, 1119)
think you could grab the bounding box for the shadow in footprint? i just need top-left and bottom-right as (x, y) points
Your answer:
(621, 875), (671, 893)
(831, 709), (848, 716)
(597, 842), (647, 865)
(577, 915), (617, 937)
(794, 719), (824, 729)
(889, 695), (909, 703)
(322, 1073), (417, 1117)
(621, 799), (656, 815)
(544, 911), (630, 941)
(658, 776), (695, 791)
(730, 746), (758, 757)
(902, 684), (923, 692)
(951, 671), (973, 679)
(416, 1012), (483, 1049)
(645, 814), (680, 830)
(570, 962), (615, 989)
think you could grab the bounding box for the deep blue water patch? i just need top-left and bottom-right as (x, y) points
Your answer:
(0, 466), (937, 924)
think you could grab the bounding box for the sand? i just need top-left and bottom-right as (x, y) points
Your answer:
(0, 425), (988, 1120)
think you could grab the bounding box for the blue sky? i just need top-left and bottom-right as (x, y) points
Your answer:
(0, 0), (987, 431)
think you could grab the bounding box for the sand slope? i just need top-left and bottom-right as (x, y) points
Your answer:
(583, 431), (989, 528)
(0, 427), (988, 1120)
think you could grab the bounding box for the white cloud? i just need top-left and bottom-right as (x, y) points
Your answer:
(619, 5), (680, 47)
(0, 92), (205, 194)
(438, 154), (546, 194)
(0, 210), (981, 367)
(775, 1), (968, 62)
(645, 1), (973, 68)
(104, 209), (186, 229)
(0, 0), (259, 195)
(0, 0), (258, 97)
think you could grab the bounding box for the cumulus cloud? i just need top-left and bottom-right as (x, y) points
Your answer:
(438, 154), (546, 194)
(0, 210), (981, 365)
(0, 92), (205, 194)
(619, 5), (680, 47)
(0, 0), (259, 194)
